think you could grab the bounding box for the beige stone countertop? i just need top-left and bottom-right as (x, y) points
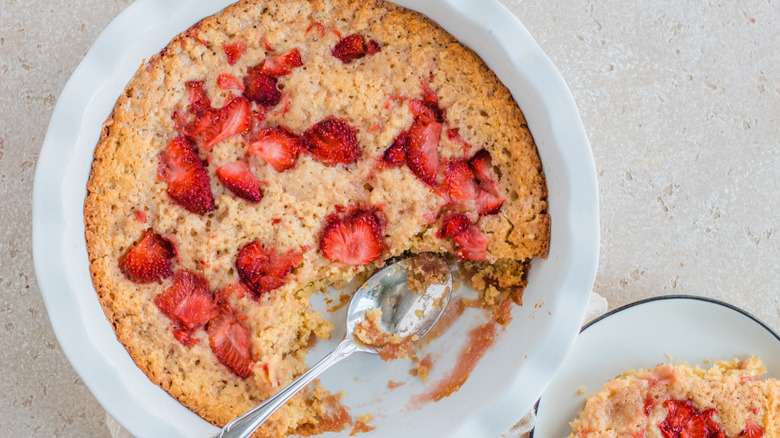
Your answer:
(1, 0), (778, 436)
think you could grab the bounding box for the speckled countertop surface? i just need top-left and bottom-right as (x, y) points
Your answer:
(1, 0), (778, 436)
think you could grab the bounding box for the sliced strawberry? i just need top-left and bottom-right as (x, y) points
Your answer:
(223, 41), (246, 66)
(366, 39), (382, 55)
(320, 210), (383, 266)
(235, 241), (303, 298)
(409, 98), (444, 123)
(382, 132), (408, 165)
(216, 161), (263, 202)
(119, 229), (175, 283)
(469, 149), (498, 183)
(469, 149), (505, 215)
(331, 34), (380, 64)
(331, 34), (366, 64)
(437, 213), (471, 239)
(453, 225), (490, 261)
(182, 96), (252, 150)
(261, 48), (303, 77)
(157, 136), (215, 214)
(644, 397), (654, 416)
(659, 400), (724, 438)
(740, 421), (764, 438)
(306, 22), (326, 37)
(154, 270), (218, 346)
(243, 65), (281, 107)
(207, 96), (251, 149)
(186, 81), (211, 115)
(445, 160), (478, 205)
(475, 190), (504, 215)
(247, 126), (303, 172)
(406, 116), (442, 185)
(420, 80), (439, 107)
(217, 73), (245, 90)
(303, 117), (361, 165)
(207, 304), (253, 378)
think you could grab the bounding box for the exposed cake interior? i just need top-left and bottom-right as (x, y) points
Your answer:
(83, 0), (549, 436)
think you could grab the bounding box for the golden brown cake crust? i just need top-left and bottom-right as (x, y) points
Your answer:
(84, 0), (549, 435)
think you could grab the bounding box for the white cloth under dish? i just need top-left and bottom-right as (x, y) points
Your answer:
(106, 292), (610, 438)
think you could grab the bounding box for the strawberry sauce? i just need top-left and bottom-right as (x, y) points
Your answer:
(411, 321), (497, 405)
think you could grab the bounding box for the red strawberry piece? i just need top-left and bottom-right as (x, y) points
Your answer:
(420, 80), (439, 107)
(382, 132), (408, 165)
(235, 241), (303, 298)
(320, 210), (384, 266)
(644, 397), (655, 416)
(243, 65), (282, 107)
(157, 136), (215, 214)
(306, 22), (326, 38)
(223, 41), (246, 66)
(172, 108), (188, 131)
(475, 190), (504, 215)
(331, 34), (380, 64)
(740, 421), (764, 438)
(406, 115), (442, 185)
(331, 34), (366, 64)
(260, 48), (303, 77)
(247, 126), (303, 172)
(303, 117), (361, 165)
(437, 213), (471, 239)
(445, 160), (478, 205)
(659, 400), (725, 438)
(366, 39), (381, 55)
(469, 149), (505, 215)
(453, 225), (490, 261)
(186, 80), (211, 115)
(216, 161), (263, 202)
(119, 229), (175, 283)
(154, 270), (218, 346)
(409, 98), (444, 123)
(216, 73), (245, 90)
(206, 96), (251, 149)
(183, 96), (252, 150)
(469, 149), (498, 183)
(207, 304), (253, 378)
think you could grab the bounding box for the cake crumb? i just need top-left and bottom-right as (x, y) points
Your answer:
(387, 380), (405, 389)
(577, 387), (586, 395)
(405, 253), (449, 294)
(353, 309), (418, 361)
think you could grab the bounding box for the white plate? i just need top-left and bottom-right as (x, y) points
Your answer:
(533, 296), (780, 438)
(32, 0), (599, 437)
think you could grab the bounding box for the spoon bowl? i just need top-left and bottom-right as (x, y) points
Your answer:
(213, 254), (453, 438)
(346, 257), (453, 354)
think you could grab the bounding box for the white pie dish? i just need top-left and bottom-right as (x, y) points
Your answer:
(533, 296), (780, 437)
(32, 0), (599, 437)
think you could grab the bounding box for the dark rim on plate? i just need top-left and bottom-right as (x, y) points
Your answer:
(529, 294), (780, 437)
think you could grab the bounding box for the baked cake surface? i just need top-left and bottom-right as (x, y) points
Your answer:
(569, 357), (780, 438)
(84, 0), (549, 435)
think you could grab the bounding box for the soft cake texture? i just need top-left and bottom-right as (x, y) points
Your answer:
(569, 357), (780, 437)
(84, 0), (549, 435)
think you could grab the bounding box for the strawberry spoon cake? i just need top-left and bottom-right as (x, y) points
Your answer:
(84, 0), (549, 435)
(568, 357), (780, 438)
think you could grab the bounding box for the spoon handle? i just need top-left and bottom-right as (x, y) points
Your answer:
(212, 338), (360, 438)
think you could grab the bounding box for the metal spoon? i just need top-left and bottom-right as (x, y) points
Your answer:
(212, 255), (453, 438)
